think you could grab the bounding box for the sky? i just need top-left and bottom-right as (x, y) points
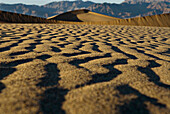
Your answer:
(0, 0), (125, 5)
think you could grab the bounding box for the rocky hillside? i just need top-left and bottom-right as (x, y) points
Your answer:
(0, 0), (169, 19)
(89, 1), (170, 18)
(124, 0), (170, 4)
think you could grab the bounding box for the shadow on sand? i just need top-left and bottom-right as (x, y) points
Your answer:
(37, 63), (68, 114)
(0, 67), (16, 93)
(116, 84), (166, 114)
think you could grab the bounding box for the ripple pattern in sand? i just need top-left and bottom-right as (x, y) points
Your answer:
(0, 24), (170, 114)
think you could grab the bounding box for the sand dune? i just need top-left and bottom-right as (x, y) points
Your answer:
(0, 24), (170, 113)
(57, 13), (170, 27)
(0, 10), (169, 27)
(47, 9), (170, 27)
(0, 10), (57, 23)
(47, 9), (119, 22)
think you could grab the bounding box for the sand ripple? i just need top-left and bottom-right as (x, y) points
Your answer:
(0, 24), (170, 113)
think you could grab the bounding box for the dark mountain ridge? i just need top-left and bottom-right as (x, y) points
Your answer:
(0, 0), (169, 19)
(124, 0), (170, 4)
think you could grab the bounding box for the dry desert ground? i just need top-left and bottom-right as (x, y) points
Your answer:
(0, 24), (170, 114)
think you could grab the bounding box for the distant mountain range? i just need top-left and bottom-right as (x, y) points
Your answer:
(0, 0), (169, 18)
(124, 0), (169, 3)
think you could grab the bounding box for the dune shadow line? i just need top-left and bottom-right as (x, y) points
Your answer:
(0, 58), (35, 93)
(50, 9), (90, 22)
(104, 42), (137, 59)
(37, 63), (68, 114)
(75, 59), (128, 88)
(87, 59), (127, 85)
(0, 67), (16, 93)
(138, 60), (170, 89)
(116, 84), (166, 114)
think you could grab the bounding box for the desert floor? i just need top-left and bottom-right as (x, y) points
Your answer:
(0, 24), (170, 114)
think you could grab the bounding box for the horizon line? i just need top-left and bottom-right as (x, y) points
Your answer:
(0, 0), (124, 6)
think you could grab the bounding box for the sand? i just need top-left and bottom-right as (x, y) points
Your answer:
(0, 10), (57, 23)
(1, 10), (170, 27)
(47, 9), (119, 22)
(0, 24), (170, 114)
(56, 13), (170, 27)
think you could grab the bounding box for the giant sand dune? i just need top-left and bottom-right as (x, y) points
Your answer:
(47, 9), (119, 22)
(56, 13), (170, 27)
(0, 24), (170, 113)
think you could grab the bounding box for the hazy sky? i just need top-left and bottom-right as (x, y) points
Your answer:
(0, 0), (125, 5)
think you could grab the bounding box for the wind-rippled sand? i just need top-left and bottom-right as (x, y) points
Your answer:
(0, 24), (170, 114)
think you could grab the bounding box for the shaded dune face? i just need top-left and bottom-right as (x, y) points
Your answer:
(0, 10), (57, 23)
(47, 10), (90, 22)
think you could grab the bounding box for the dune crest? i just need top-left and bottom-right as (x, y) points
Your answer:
(47, 9), (119, 22)
(56, 12), (170, 27)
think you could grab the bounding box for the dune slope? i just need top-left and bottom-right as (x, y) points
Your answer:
(0, 10), (56, 23)
(57, 13), (170, 27)
(48, 9), (119, 22)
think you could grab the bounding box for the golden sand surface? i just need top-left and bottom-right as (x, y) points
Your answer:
(0, 24), (170, 114)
